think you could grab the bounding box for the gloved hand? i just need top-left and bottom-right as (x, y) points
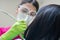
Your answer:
(0, 20), (27, 40)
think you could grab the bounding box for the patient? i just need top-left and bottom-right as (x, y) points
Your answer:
(0, 0), (39, 40)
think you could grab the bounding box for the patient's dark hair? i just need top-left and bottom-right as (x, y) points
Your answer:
(18, 0), (39, 11)
(24, 4), (60, 40)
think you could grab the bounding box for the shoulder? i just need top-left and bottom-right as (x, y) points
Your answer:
(0, 26), (10, 36)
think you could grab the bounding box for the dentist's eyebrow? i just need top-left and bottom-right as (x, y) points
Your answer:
(22, 8), (29, 13)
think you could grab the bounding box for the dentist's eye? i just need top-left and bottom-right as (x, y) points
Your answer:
(22, 8), (29, 13)
(30, 12), (36, 16)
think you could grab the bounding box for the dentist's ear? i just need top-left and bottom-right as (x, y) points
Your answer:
(16, 8), (18, 14)
(16, 7), (21, 14)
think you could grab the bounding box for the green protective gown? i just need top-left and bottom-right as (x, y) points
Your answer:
(0, 20), (27, 40)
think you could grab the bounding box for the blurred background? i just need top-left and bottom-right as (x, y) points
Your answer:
(0, 0), (60, 27)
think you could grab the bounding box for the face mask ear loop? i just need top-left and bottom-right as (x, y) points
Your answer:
(24, 15), (29, 21)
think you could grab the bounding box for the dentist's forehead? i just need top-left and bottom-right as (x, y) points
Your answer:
(20, 3), (36, 11)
